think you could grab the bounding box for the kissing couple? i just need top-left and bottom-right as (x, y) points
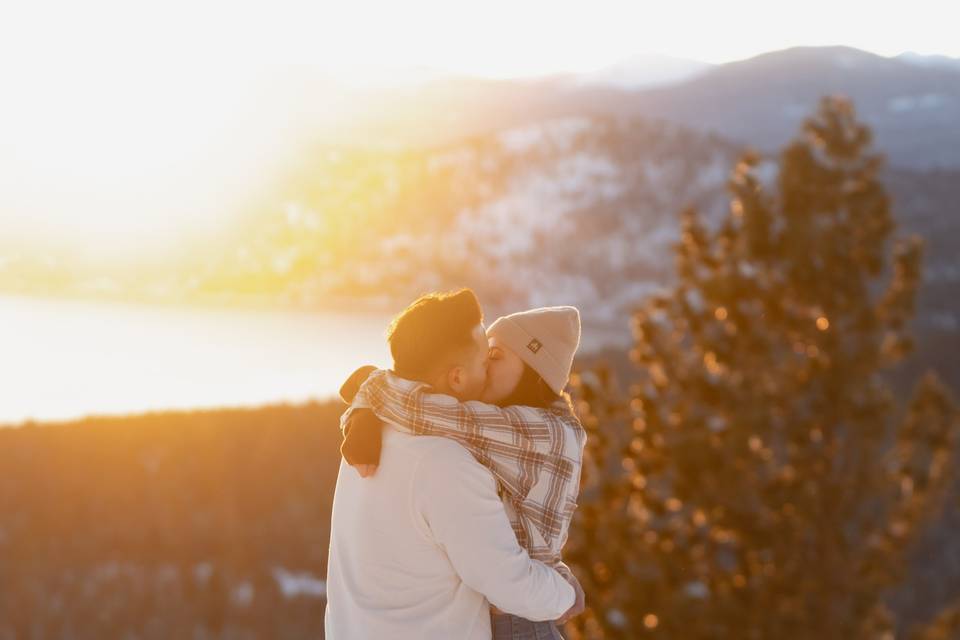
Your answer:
(326, 288), (587, 640)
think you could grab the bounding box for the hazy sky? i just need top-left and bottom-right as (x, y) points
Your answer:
(5, 0), (957, 75)
(1, 0), (957, 258)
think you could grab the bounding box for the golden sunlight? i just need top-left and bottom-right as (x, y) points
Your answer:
(2, 2), (960, 638)
(0, 65), (343, 258)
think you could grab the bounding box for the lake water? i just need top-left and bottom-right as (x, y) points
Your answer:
(0, 295), (393, 426)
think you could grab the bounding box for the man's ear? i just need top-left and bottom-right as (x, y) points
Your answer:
(446, 366), (465, 394)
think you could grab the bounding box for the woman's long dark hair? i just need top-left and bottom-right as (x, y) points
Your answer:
(497, 363), (574, 411)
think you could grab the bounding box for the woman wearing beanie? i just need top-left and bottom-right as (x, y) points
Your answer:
(342, 306), (586, 640)
(482, 306), (581, 409)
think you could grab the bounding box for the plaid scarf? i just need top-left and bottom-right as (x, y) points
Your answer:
(342, 368), (587, 567)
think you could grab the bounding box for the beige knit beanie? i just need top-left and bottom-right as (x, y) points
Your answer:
(487, 306), (581, 395)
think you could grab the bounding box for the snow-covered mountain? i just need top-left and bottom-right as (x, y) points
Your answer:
(320, 46), (960, 170)
(202, 114), (959, 368)
(616, 46), (960, 170)
(286, 116), (744, 349)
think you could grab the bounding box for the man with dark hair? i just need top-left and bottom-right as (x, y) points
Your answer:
(337, 289), (489, 475)
(325, 289), (576, 640)
(386, 288), (488, 397)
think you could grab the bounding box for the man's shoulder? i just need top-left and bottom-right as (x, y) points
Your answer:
(388, 430), (490, 486)
(385, 428), (476, 462)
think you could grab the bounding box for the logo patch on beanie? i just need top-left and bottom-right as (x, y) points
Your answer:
(527, 338), (542, 354)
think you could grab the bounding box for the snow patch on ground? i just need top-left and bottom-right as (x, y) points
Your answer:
(497, 117), (594, 154)
(888, 94), (947, 112)
(272, 566), (327, 599)
(454, 150), (623, 258)
(427, 147), (476, 173)
(231, 581), (255, 607)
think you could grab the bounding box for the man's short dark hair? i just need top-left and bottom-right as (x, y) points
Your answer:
(387, 289), (483, 381)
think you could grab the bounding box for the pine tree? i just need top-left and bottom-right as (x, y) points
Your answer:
(565, 96), (959, 639)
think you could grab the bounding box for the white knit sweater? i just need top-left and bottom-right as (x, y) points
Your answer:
(325, 429), (574, 639)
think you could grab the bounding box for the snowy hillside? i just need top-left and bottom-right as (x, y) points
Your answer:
(306, 116), (742, 348)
